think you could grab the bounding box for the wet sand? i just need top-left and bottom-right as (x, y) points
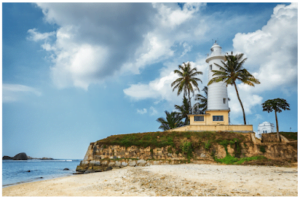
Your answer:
(2, 164), (298, 196)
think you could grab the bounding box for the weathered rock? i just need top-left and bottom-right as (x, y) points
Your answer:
(2, 156), (13, 160)
(13, 153), (28, 160)
(137, 159), (147, 166)
(90, 160), (100, 166)
(106, 166), (113, 171)
(200, 153), (206, 158)
(84, 170), (95, 174)
(101, 160), (108, 166)
(121, 162), (128, 167)
(63, 168), (69, 170)
(92, 166), (102, 172)
(115, 161), (121, 167)
(129, 160), (136, 167)
(108, 162), (115, 167)
(76, 165), (88, 172)
(146, 162), (151, 166)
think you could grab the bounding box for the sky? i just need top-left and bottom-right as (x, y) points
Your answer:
(2, 3), (298, 159)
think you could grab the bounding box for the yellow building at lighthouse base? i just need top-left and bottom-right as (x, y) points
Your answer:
(167, 110), (253, 132)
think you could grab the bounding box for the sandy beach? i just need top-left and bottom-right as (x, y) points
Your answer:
(2, 164), (298, 196)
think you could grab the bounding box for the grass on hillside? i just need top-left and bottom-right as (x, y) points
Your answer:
(214, 155), (266, 165)
(96, 131), (248, 149)
(279, 132), (297, 141)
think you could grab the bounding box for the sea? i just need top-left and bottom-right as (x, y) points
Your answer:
(2, 159), (81, 187)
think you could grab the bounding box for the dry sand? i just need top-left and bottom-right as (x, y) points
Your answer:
(2, 164), (298, 196)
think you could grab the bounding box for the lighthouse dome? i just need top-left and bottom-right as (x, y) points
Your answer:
(210, 42), (222, 56)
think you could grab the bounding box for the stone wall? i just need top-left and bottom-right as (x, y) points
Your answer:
(76, 133), (297, 173)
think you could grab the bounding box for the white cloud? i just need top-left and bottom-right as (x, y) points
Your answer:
(226, 3), (298, 121)
(124, 60), (206, 105)
(27, 28), (55, 41)
(137, 108), (147, 114)
(150, 106), (158, 115)
(233, 3), (298, 93)
(30, 3), (209, 89)
(2, 84), (41, 103)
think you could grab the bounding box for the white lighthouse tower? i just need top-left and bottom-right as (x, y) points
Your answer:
(205, 42), (230, 111)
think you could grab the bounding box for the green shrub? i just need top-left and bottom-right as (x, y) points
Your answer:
(181, 141), (193, 162)
(103, 145), (107, 149)
(260, 145), (266, 153)
(168, 147), (173, 153)
(204, 140), (211, 150)
(215, 155), (266, 165)
(150, 148), (153, 156)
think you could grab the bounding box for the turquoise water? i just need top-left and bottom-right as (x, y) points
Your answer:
(2, 159), (81, 187)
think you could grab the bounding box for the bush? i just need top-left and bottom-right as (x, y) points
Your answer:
(204, 140), (211, 150)
(215, 155), (266, 165)
(260, 145), (266, 153)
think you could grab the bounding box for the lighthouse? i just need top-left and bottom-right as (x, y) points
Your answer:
(167, 42), (253, 132)
(205, 42), (230, 111)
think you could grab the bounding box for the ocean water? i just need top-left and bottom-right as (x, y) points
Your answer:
(2, 159), (81, 187)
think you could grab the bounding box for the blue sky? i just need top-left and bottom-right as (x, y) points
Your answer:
(2, 3), (298, 159)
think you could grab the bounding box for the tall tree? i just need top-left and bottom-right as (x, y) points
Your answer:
(175, 96), (190, 125)
(171, 62), (203, 113)
(262, 98), (290, 141)
(156, 111), (184, 131)
(207, 52), (260, 125)
(193, 86), (207, 114)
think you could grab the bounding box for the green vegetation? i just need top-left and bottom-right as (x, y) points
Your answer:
(204, 140), (211, 150)
(208, 52), (260, 125)
(174, 97), (190, 125)
(167, 147), (173, 153)
(279, 132), (297, 141)
(97, 131), (247, 155)
(181, 141), (193, 162)
(259, 145), (266, 153)
(262, 98), (290, 141)
(171, 62), (203, 114)
(193, 86), (207, 114)
(214, 155), (266, 165)
(156, 111), (184, 131)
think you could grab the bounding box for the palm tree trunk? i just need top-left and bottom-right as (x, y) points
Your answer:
(233, 82), (246, 125)
(275, 110), (280, 142)
(188, 90), (192, 114)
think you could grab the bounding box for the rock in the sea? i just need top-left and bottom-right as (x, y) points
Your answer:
(63, 168), (69, 171)
(2, 156), (13, 160)
(137, 159), (147, 166)
(13, 153), (28, 160)
(27, 170), (31, 172)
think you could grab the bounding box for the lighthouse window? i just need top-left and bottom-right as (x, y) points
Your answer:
(223, 98), (226, 104)
(213, 116), (223, 121)
(210, 65), (212, 70)
(194, 116), (204, 121)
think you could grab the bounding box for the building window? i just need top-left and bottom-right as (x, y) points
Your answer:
(210, 65), (212, 70)
(194, 116), (204, 121)
(223, 98), (226, 104)
(213, 116), (223, 121)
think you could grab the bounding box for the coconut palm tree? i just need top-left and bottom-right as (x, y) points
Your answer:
(175, 96), (190, 125)
(262, 98), (290, 141)
(156, 111), (184, 131)
(171, 62), (203, 114)
(193, 86), (208, 114)
(207, 52), (260, 125)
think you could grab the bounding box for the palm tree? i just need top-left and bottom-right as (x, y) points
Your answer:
(156, 111), (184, 131)
(175, 96), (190, 125)
(171, 62), (203, 114)
(262, 98), (290, 141)
(207, 52), (260, 125)
(193, 86), (207, 114)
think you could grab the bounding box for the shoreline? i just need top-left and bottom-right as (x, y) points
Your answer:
(3, 164), (298, 196)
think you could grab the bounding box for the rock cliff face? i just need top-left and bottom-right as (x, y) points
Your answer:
(76, 132), (297, 173)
